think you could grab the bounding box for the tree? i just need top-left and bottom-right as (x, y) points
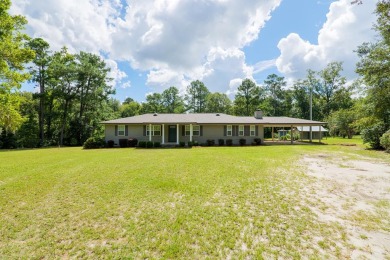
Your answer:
(263, 74), (286, 116)
(234, 78), (261, 116)
(205, 92), (232, 114)
(120, 101), (142, 117)
(356, 0), (390, 128)
(185, 80), (210, 113)
(28, 38), (51, 146)
(327, 109), (357, 139)
(142, 93), (164, 113)
(162, 86), (184, 113)
(122, 97), (134, 105)
(0, 0), (35, 131)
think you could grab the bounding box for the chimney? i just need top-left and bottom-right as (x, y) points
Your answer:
(254, 110), (263, 119)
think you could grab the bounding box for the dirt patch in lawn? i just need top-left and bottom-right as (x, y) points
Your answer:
(302, 154), (390, 259)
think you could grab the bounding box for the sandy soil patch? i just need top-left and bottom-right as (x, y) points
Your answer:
(302, 154), (390, 259)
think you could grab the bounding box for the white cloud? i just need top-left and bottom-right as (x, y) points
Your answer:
(275, 0), (377, 80)
(105, 59), (127, 86)
(121, 81), (131, 89)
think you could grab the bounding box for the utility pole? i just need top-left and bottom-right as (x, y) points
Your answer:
(309, 86), (313, 142)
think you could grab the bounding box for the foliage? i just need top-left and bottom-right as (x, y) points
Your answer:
(239, 139), (246, 146)
(327, 109), (357, 139)
(0, 0), (35, 132)
(146, 141), (154, 148)
(0, 130), (17, 149)
(83, 137), (105, 149)
(142, 93), (164, 113)
(162, 86), (185, 113)
(206, 139), (215, 146)
(187, 141), (193, 148)
(361, 122), (386, 149)
(179, 141), (185, 147)
(263, 74), (287, 116)
(153, 141), (161, 148)
(234, 78), (262, 116)
(218, 139), (225, 146)
(380, 130), (390, 152)
(254, 138), (262, 145)
(185, 80), (210, 113)
(205, 93), (232, 113)
(226, 139), (233, 146)
(193, 140), (199, 146)
(107, 140), (114, 148)
(119, 139), (128, 148)
(138, 141), (146, 148)
(127, 138), (138, 147)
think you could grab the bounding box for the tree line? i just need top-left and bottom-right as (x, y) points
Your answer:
(0, 0), (389, 149)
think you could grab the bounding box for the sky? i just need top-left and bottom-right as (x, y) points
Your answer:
(11, 0), (378, 102)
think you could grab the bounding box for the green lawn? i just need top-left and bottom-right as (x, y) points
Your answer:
(0, 137), (388, 258)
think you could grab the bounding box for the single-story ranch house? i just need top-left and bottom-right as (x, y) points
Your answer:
(102, 110), (325, 146)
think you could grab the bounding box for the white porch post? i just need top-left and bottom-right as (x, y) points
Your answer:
(149, 123), (152, 141)
(176, 124), (179, 144)
(190, 124), (193, 142)
(162, 124), (165, 144)
(319, 126), (322, 143)
(291, 125), (294, 145)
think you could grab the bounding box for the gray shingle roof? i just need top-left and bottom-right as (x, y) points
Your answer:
(102, 113), (325, 126)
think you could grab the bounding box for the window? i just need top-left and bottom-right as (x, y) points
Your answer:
(146, 125), (161, 136)
(250, 125), (255, 136)
(185, 125), (200, 136)
(193, 125), (200, 136)
(239, 125), (244, 136)
(153, 125), (161, 136)
(118, 125), (125, 136)
(227, 125), (232, 136)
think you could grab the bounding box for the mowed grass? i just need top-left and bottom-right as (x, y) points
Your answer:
(0, 138), (386, 258)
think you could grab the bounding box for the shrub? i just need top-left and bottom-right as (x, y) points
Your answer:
(107, 140), (114, 148)
(206, 139), (215, 146)
(119, 139), (128, 148)
(179, 141), (185, 147)
(380, 130), (390, 152)
(361, 123), (386, 149)
(251, 141), (257, 146)
(154, 141), (161, 148)
(254, 138), (262, 145)
(187, 141), (193, 148)
(218, 139), (224, 146)
(138, 141), (146, 148)
(226, 139), (233, 146)
(239, 139), (246, 146)
(83, 137), (105, 149)
(127, 138), (138, 147)
(193, 140), (199, 146)
(146, 141), (153, 148)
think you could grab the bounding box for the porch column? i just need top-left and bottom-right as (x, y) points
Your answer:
(176, 124), (179, 145)
(149, 124), (152, 141)
(309, 126), (312, 142)
(291, 125), (294, 145)
(319, 126), (322, 143)
(190, 124), (193, 142)
(272, 127), (274, 141)
(162, 124), (165, 144)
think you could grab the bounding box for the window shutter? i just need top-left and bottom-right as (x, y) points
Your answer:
(244, 125), (250, 136)
(200, 125), (203, 136)
(143, 125), (146, 136)
(125, 125), (128, 136)
(182, 125), (185, 136)
(255, 126), (259, 136)
(115, 125), (118, 136)
(233, 125), (238, 136)
(224, 125), (227, 136)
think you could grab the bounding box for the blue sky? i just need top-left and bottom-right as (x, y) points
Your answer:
(13, 0), (377, 102)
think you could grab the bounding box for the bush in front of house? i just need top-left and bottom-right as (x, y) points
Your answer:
(83, 137), (105, 149)
(380, 130), (390, 152)
(138, 141), (146, 148)
(254, 138), (262, 145)
(193, 140), (199, 146)
(361, 122), (386, 149)
(218, 139), (224, 146)
(226, 139), (233, 146)
(146, 141), (153, 148)
(107, 140), (115, 148)
(127, 138), (138, 147)
(187, 141), (193, 148)
(119, 139), (128, 148)
(206, 139), (215, 146)
(154, 141), (161, 148)
(239, 139), (246, 146)
(179, 141), (185, 147)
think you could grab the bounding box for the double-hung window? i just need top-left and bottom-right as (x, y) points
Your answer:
(227, 125), (232, 136)
(250, 125), (255, 136)
(239, 125), (244, 136)
(146, 125), (161, 136)
(185, 125), (191, 136)
(118, 125), (125, 136)
(185, 125), (200, 136)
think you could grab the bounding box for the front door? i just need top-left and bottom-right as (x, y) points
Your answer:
(168, 125), (177, 142)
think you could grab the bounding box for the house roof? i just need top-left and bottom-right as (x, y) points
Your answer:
(297, 126), (328, 132)
(102, 113), (326, 126)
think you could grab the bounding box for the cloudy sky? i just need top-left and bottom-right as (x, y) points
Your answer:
(11, 0), (377, 102)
